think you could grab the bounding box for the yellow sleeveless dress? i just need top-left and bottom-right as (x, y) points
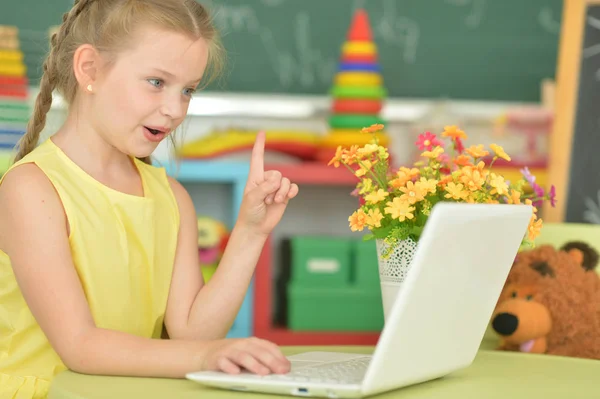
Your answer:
(0, 138), (180, 398)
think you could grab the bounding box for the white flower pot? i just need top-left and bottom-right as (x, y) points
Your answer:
(375, 237), (418, 322)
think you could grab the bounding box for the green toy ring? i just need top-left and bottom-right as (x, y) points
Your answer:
(330, 86), (387, 99)
(329, 114), (386, 129)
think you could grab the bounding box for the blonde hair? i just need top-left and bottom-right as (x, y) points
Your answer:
(15, 0), (224, 164)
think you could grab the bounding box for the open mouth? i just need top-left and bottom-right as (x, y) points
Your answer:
(145, 127), (163, 135)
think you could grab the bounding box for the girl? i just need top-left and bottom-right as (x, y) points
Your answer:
(0, 0), (299, 397)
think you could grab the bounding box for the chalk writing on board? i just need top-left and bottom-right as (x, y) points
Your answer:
(583, 189), (600, 224)
(582, 16), (600, 81)
(443, 0), (488, 29)
(261, 12), (337, 88)
(372, 0), (420, 63)
(538, 7), (561, 34)
(212, 1), (421, 88)
(260, 0), (287, 6)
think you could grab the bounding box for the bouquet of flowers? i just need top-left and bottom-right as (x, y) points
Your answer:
(328, 124), (556, 252)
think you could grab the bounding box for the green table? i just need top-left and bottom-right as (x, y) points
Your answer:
(48, 346), (599, 399)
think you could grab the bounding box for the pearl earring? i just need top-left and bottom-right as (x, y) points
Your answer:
(87, 84), (93, 92)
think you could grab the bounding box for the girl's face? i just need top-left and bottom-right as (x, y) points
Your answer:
(90, 25), (209, 158)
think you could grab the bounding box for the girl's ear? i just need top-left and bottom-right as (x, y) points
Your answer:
(73, 43), (101, 93)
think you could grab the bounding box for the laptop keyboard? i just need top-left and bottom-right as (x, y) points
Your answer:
(260, 356), (371, 385)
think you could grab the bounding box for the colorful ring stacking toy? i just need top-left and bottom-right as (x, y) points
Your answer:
(330, 86), (386, 99)
(334, 72), (382, 87)
(328, 114), (386, 129)
(320, 8), (390, 163)
(339, 62), (380, 73)
(342, 41), (376, 56)
(332, 99), (382, 114)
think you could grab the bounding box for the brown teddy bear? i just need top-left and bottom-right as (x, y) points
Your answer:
(490, 241), (600, 360)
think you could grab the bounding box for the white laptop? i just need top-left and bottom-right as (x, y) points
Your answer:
(186, 202), (533, 398)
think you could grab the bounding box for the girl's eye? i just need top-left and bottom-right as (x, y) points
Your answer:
(183, 87), (197, 97)
(147, 78), (163, 88)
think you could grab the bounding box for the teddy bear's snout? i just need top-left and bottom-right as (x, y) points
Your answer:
(492, 312), (519, 336)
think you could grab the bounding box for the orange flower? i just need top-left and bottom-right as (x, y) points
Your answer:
(506, 189), (521, 204)
(527, 215), (543, 241)
(361, 123), (385, 133)
(441, 125), (467, 140)
(453, 154), (473, 167)
(342, 145), (361, 165)
(465, 145), (489, 159)
(460, 166), (485, 191)
(348, 209), (368, 232)
(437, 175), (454, 189)
(328, 146), (343, 168)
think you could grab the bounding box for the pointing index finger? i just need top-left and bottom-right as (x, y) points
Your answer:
(249, 130), (265, 181)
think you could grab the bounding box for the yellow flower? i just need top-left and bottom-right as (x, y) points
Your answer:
(527, 215), (543, 241)
(444, 182), (468, 200)
(358, 178), (374, 195)
(506, 189), (521, 204)
(416, 177), (438, 195)
(465, 144), (489, 159)
(378, 146), (390, 159)
(399, 181), (425, 204)
(365, 208), (384, 228)
(355, 160), (374, 177)
(365, 188), (389, 205)
(459, 166), (485, 191)
(441, 125), (467, 140)
(384, 198), (415, 222)
(348, 209), (368, 232)
(328, 146), (343, 167)
(490, 143), (511, 161)
(421, 146), (444, 159)
(489, 173), (509, 196)
(358, 143), (380, 156)
(399, 167), (420, 179)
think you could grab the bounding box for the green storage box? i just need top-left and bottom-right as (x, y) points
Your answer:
(353, 240), (380, 287)
(291, 236), (353, 286)
(287, 282), (384, 331)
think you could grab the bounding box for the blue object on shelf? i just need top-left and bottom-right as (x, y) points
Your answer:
(163, 159), (254, 338)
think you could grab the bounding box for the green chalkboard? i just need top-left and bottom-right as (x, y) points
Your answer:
(1, 0), (563, 101)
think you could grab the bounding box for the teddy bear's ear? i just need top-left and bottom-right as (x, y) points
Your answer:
(560, 241), (599, 271)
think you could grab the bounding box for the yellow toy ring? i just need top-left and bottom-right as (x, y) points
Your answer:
(334, 72), (382, 87)
(342, 41), (377, 56)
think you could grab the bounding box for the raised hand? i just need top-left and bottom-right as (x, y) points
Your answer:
(237, 131), (299, 236)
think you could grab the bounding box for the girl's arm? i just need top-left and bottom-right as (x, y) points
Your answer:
(163, 133), (298, 341)
(0, 164), (289, 377)
(163, 177), (268, 340)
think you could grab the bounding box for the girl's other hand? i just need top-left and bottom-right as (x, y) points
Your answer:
(201, 337), (291, 375)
